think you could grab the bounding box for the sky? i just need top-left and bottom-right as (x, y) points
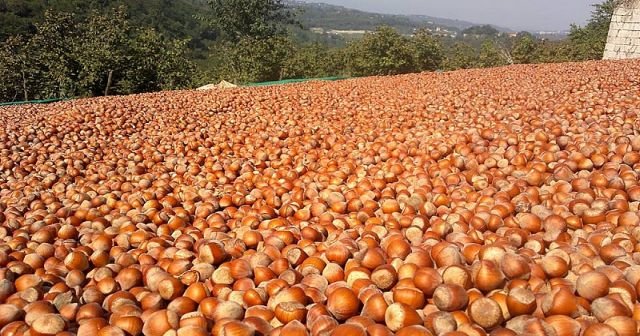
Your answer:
(301, 0), (595, 31)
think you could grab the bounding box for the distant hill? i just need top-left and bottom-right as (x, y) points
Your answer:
(0, 0), (514, 45)
(291, 1), (514, 37)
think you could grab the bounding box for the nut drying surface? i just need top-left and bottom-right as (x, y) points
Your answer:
(2, 60), (640, 336)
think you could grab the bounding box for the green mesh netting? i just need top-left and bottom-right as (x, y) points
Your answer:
(244, 76), (347, 87)
(0, 98), (66, 107)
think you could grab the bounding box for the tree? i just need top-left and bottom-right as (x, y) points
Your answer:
(443, 42), (477, 70)
(0, 0), (44, 40)
(155, 38), (196, 90)
(27, 11), (79, 99)
(0, 0), (215, 48)
(535, 39), (572, 63)
(203, 0), (300, 83)
(346, 26), (416, 77)
(462, 25), (500, 37)
(121, 28), (195, 93)
(214, 35), (294, 83)
(568, 0), (616, 60)
(0, 7), (195, 102)
(72, 7), (131, 96)
(511, 34), (539, 64)
(0, 36), (29, 101)
(207, 0), (297, 41)
(412, 29), (444, 71)
(478, 40), (508, 68)
(282, 42), (342, 79)
(326, 47), (348, 77)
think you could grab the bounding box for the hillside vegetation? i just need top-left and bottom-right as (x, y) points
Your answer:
(296, 2), (463, 34)
(0, 0), (213, 41)
(0, 0), (617, 103)
(0, 0), (480, 41)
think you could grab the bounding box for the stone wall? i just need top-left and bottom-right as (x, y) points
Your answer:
(604, 0), (640, 59)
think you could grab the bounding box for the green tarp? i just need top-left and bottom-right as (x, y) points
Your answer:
(0, 97), (66, 107)
(244, 76), (347, 87)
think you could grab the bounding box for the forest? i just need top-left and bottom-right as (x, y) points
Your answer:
(0, 0), (617, 102)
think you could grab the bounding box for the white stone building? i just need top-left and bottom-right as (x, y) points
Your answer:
(604, 0), (640, 59)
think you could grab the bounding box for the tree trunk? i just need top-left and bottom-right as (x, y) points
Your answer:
(21, 71), (28, 101)
(104, 70), (113, 96)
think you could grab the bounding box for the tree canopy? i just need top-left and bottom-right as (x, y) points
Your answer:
(0, 6), (194, 102)
(462, 25), (500, 37)
(207, 0), (297, 41)
(568, 0), (616, 60)
(412, 29), (445, 72)
(512, 35), (539, 64)
(346, 26), (416, 77)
